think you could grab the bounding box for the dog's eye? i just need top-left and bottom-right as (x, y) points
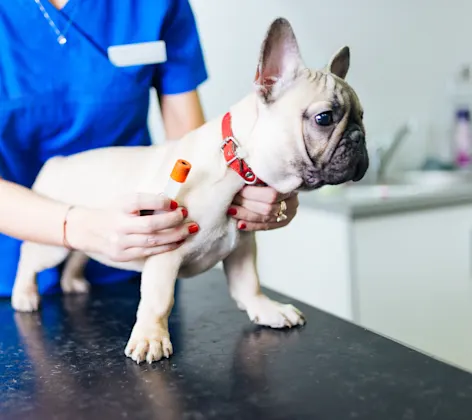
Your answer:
(315, 111), (333, 126)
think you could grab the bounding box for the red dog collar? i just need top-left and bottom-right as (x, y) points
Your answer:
(221, 112), (265, 186)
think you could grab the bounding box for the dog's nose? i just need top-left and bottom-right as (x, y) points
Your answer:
(350, 128), (365, 145)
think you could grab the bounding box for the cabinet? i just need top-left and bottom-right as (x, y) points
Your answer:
(256, 207), (353, 320)
(354, 205), (472, 371)
(255, 202), (472, 372)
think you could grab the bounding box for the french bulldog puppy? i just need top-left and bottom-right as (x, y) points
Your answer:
(11, 17), (368, 364)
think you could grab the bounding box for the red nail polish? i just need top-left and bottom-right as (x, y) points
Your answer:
(227, 208), (237, 216)
(188, 224), (199, 234)
(239, 222), (247, 230)
(170, 200), (178, 210)
(182, 208), (188, 218)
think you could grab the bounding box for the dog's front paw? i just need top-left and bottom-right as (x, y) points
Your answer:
(124, 325), (173, 364)
(12, 289), (40, 312)
(61, 276), (90, 294)
(246, 296), (305, 328)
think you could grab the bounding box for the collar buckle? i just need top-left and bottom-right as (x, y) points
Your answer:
(220, 112), (263, 186)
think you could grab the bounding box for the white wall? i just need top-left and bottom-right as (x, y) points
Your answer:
(149, 0), (472, 174)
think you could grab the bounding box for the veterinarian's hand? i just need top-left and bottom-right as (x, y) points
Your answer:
(227, 186), (298, 231)
(65, 193), (199, 261)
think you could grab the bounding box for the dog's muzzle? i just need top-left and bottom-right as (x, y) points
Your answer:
(301, 124), (369, 190)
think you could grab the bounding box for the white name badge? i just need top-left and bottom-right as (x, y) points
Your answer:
(107, 41), (167, 67)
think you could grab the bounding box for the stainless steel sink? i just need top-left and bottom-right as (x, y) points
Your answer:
(319, 184), (440, 200)
(388, 170), (472, 187)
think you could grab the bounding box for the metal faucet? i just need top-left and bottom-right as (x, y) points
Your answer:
(370, 123), (411, 184)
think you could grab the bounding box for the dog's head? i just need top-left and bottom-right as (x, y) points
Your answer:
(245, 18), (368, 193)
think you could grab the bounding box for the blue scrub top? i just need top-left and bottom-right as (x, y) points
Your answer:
(0, 0), (208, 296)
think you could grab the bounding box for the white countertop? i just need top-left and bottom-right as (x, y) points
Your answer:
(298, 182), (472, 218)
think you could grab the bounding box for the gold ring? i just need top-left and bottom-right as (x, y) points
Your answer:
(276, 200), (288, 223)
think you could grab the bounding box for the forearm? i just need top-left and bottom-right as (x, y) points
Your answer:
(0, 179), (70, 245)
(159, 90), (206, 139)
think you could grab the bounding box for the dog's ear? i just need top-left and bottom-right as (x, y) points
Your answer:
(254, 17), (304, 104)
(327, 46), (350, 79)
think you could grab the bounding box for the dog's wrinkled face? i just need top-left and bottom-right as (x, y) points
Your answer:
(247, 18), (368, 193)
(297, 68), (367, 191)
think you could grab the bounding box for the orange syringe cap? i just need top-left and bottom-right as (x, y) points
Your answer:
(170, 159), (192, 183)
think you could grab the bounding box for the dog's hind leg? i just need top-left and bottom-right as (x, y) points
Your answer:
(223, 232), (306, 329)
(12, 242), (69, 312)
(60, 251), (90, 294)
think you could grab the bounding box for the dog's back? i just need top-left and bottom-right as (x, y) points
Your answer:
(33, 145), (159, 207)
